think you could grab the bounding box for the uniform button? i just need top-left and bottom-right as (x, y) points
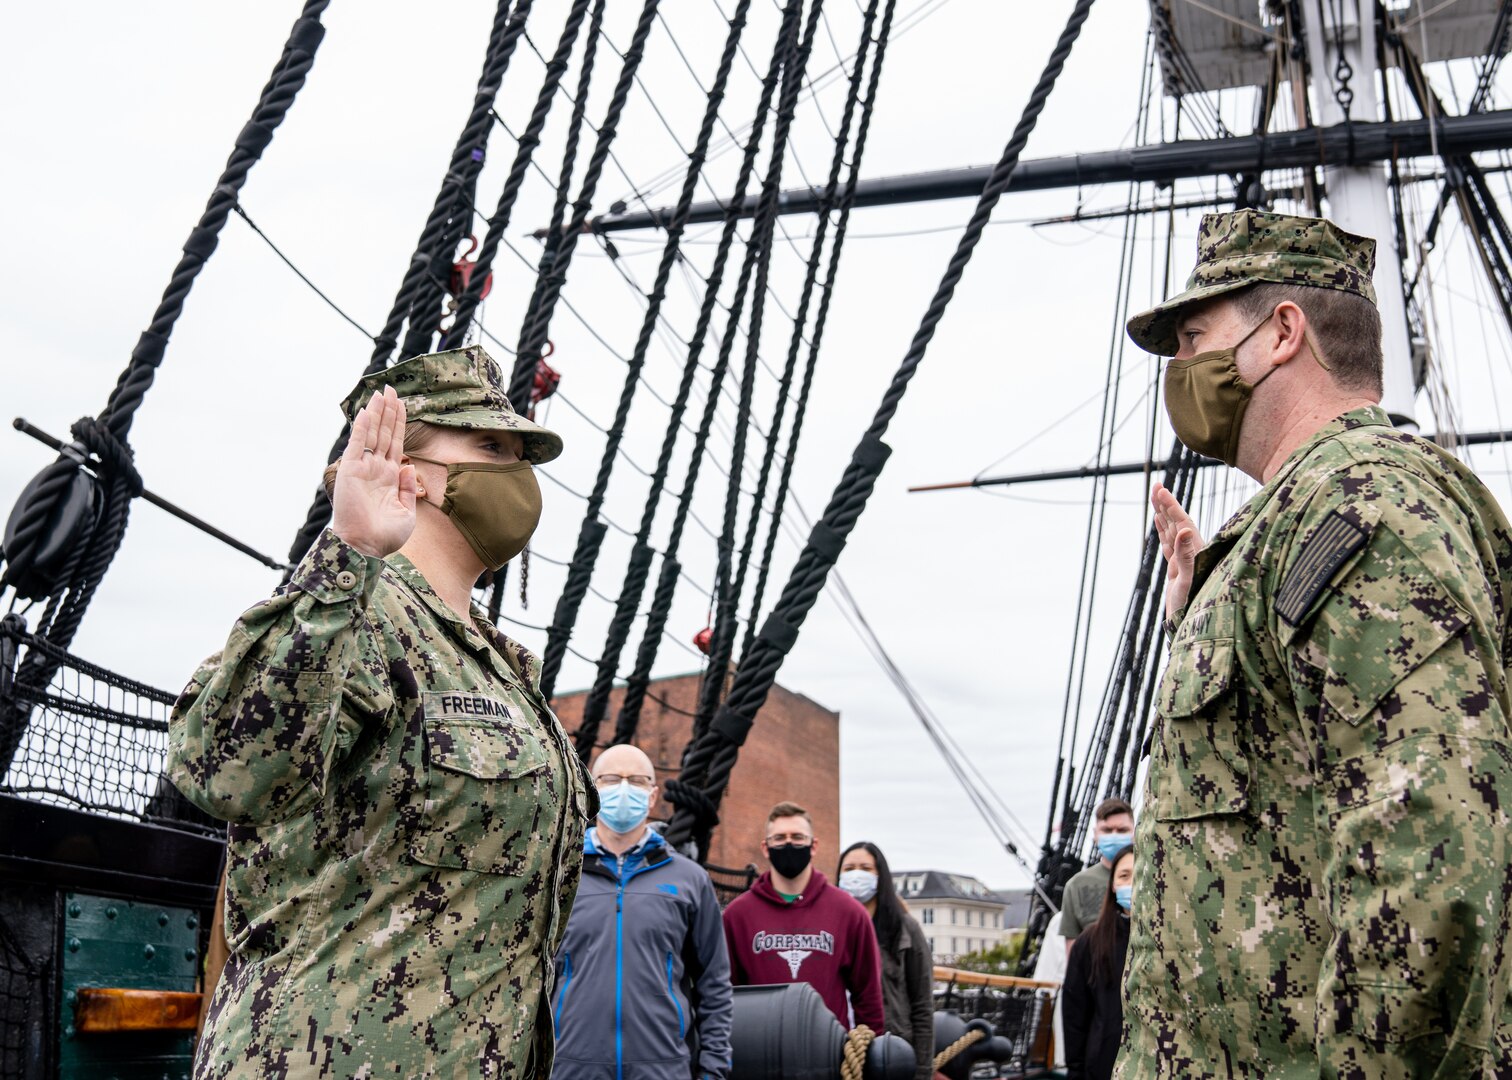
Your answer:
(335, 570), (358, 590)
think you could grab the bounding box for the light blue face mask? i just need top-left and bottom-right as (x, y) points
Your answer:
(1114, 885), (1133, 911)
(598, 781), (651, 835)
(1097, 834), (1133, 863)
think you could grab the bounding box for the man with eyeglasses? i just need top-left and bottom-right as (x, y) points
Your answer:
(721, 801), (884, 1033)
(551, 744), (733, 1080)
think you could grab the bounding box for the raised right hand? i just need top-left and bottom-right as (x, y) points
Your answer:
(330, 386), (417, 558)
(1151, 482), (1202, 619)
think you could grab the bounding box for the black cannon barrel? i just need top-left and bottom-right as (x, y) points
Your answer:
(730, 983), (914, 1080)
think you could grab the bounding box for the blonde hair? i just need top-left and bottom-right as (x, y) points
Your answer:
(322, 419), (439, 500)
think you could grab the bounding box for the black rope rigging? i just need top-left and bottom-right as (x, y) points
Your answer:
(602, 2), (807, 745)
(540, 0), (755, 754)
(283, 0), (532, 569)
(506, 0), (668, 413)
(0, 0), (331, 773)
(1015, 442), (1201, 973)
(664, 0), (1102, 854)
(396, 0), (536, 361)
(741, 0), (895, 660)
(440, 0), (601, 352)
(692, 0), (829, 763)
(539, 0), (800, 703)
(515, 0), (610, 367)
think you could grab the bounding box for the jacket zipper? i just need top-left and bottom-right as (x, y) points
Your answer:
(553, 952), (573, 1038)
(665, 951), (685, 1039)
(604, 846), (673, 1080)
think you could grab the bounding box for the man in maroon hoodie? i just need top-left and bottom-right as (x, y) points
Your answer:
(722, 802), (885, 1032)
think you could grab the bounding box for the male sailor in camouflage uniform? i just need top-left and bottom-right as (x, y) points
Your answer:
(1116, 210), (1512, 1078)
(169, 346), (593, 1078)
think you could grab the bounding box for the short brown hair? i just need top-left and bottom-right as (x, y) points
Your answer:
(766, 801), (812, 829)
(1231, 283), (1383, 394)
(1094, 797), (1133, 822)
(322, 419), (441, 500)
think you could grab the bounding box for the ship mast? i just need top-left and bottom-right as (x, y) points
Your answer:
(1302, 0), (1418, 425)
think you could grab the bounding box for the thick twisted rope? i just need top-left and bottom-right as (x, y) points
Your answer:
(840, 1025), (876, 1080)
(540, 0), (799, 702)
(441, 0), (598, 350)
(506, 0), (665, 413)
(5, 0), (327, 593)
(514, 0), (608, 361)
(0, 4), (330, 764)
(692, 0), (827, 745)
(283, 0), (531, 568)
(665, 0), (1100, 850)
(740, 0), (890, 659)
(933, 1027), (986, 1071)
(396, 0), (535, 361)
(605, 0), (799, 739)
(563, 0), (755, 755)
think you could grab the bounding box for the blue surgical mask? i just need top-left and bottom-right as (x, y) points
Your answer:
(838, 870), (879, 903)
(1114, 885), (1133, 911)
(1097, 835), (1133, 863)
(598, 781), (651, 835)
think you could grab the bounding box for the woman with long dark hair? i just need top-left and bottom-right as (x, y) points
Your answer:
(1062, 843), (1135, 1080)
(837, 842), (934, 1080)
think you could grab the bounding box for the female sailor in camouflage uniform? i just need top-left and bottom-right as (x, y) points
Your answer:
(169, 346), (592, 1079)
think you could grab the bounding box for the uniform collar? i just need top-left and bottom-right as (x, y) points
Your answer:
(383, 553), (543, 696)
(1192, 405), (1391, 586)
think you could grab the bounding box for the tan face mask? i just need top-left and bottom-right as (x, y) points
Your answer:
(410, 456), (541, 570)
(1162, 314), (1277, 467)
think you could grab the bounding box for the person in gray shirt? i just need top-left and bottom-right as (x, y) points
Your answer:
(1060, 798), (1135, 955)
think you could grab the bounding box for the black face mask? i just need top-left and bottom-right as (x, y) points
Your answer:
(768, 843), (813, 880)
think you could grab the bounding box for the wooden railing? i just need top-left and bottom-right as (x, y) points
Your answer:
(932, 965), (1061, 991)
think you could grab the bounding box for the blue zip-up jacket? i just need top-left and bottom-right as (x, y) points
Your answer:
(552, 827), (733, 1080)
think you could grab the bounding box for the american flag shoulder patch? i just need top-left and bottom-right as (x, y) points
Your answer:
(1275, 510), (1370, 626)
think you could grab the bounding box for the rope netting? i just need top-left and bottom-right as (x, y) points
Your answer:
(0, 619), (217, 838)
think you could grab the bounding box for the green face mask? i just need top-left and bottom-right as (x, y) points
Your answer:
(1163, 314), (1276, 467)
(410, 456), (541, 570)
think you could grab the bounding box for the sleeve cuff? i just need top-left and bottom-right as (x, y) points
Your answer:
(288, 528), (385, 606)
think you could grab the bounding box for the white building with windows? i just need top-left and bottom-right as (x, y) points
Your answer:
(895, 870), (1015, 964)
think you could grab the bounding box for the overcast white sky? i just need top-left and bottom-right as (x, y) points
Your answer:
(6, 1), (1512, 890)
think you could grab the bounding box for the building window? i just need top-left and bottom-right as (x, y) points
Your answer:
(922, 909), (933, 925)
(950, 909), (956, 925)
(927, 937), (934, 951)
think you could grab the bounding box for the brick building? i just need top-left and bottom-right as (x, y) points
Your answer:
(553, 671), (840, 875)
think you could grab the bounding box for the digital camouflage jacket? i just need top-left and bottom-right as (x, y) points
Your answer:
(169, 529), (592, 1079)
(1117, 407), (1512, 1079)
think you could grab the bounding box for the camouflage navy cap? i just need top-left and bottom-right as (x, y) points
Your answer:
(1126, 210), (1377, 356)
(340, 345), (562, 465)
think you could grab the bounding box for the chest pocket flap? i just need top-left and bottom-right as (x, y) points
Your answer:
(413, 695), (556, 875)
(1154, 604), (1250, 820)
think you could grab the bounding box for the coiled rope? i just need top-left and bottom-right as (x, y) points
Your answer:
(933, 1027), (986, 1071)
(840, 1024), (876, 1080)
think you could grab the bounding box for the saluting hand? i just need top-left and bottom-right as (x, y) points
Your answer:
(1151, 482), (1202, 619)
(330, 386), (417, 558)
